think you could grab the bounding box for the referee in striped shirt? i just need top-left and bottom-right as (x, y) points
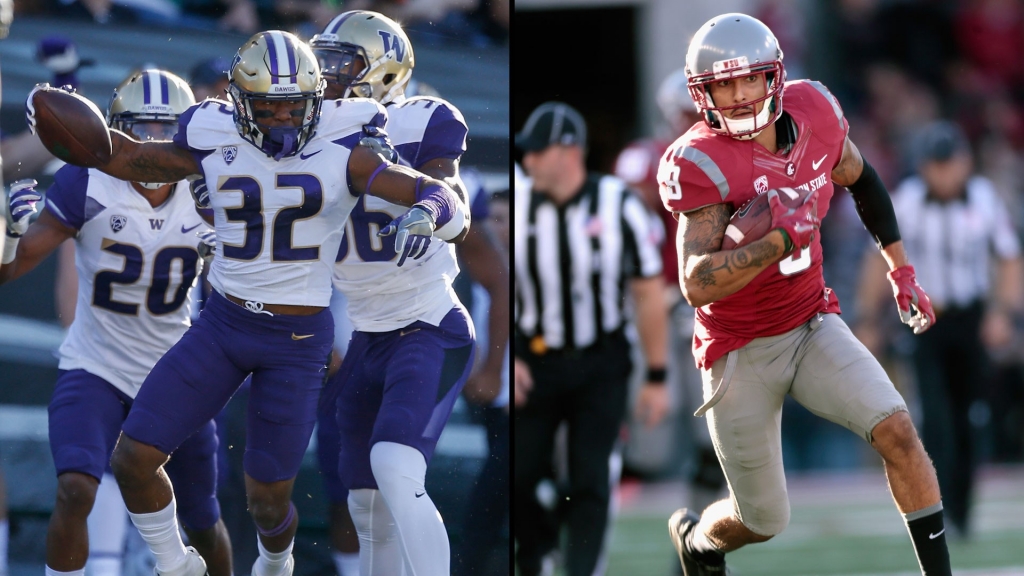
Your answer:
(513, 101), (670, 576)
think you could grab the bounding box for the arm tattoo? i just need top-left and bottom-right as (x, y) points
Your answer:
(831, 137), (864, 187)
(729, 240), (781, 270)
(691, 237), (782, 289)
(683, 204), (731, 289)
(125, 143), (196, 182)
(682, 204), (730, 258)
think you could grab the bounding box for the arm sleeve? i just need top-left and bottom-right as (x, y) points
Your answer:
(847, 159), (901, 249)
(43, 164), (91, 230)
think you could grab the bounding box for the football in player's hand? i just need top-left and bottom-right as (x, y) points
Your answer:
(29, 85), (111, 167)
(721, 187), (814, 250)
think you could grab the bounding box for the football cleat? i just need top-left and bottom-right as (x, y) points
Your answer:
(668, 508), (728, 576)
(155, 546), (208, 576)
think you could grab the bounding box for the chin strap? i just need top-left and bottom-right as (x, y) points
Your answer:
(270, 128), (299, 161)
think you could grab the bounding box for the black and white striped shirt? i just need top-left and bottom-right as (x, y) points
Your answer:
(515, 173), (663, 350)
(893, 175), (1021, 309)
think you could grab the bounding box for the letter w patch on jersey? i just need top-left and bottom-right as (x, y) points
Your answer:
(149, 219), (164, 230)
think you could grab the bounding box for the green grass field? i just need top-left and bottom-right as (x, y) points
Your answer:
(588, 466), (1024, 575)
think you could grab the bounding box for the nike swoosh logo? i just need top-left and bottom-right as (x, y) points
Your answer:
(291, 333), (315, 340)
(400, 328), (422, 337)
(415, 492), (425, 498)
(811, 154), (828, 170)
(181, 223), (203, 233)
(300, 150), (322, 160)
(929, 529), (945, 540)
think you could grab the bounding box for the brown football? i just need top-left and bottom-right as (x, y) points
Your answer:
(721, 187), (816, 250)
(30, 87), (112, 167)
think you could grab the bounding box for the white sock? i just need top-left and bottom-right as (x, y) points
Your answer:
(348, 489), (405, 576)
(85, 556), (121, 576)
(126, 499), (188, 574)
(86, 473), (127, 576)
(254, 537), (293, 576)
(332, 551), (360, 576)
(0, 518), (7, 576)
(370, 442), (449, 576)
(45, 568), (84, 576)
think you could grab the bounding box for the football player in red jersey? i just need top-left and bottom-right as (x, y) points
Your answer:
(659, 13), (949, 576)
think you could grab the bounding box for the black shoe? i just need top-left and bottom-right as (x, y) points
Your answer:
(668, 508), (727, 576)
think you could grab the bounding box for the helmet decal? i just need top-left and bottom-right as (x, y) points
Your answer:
(311, 11), (415, 105)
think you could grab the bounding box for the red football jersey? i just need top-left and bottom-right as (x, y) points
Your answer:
(615, 138), (679, 287)
(657, 80), (849, 369)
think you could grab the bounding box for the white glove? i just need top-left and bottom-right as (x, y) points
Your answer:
(378, 205), (434, 267)
(6, 179), (41, 237)
(197, 229), (216, 265)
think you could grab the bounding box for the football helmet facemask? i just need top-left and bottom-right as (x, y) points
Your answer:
(310, 10), (415, 104)
(685, 13), (785, 140)
(228, 30), (325, 160)
(107, 69), (196, 189)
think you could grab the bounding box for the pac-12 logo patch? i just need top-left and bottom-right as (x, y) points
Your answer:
(110, 215), (127, 232)
(754, 175), (768, 194)
(222, 146), (238, 165)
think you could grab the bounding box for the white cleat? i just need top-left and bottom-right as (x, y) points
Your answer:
(155, 547), (208, 576)
(251, 554), (294, 576)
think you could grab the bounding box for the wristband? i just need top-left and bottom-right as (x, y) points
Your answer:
(777, 228), (794, 254)
(646, 367), (667, 384)
(364, 162), (389, 192)
(413, 178), (456, 228)
(2, 236), (19, 264)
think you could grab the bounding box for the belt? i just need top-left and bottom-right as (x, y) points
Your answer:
(224, 292), (325, 316)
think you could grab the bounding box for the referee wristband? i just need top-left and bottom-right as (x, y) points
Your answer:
(646, 367), (667, 384)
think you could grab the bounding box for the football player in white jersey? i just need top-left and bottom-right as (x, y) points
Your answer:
(1, 70), (233, 576)
(26, 30), (467, 576)
(310, 11), (508, 575)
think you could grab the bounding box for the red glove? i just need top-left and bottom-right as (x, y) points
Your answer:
(887, 265), (935, 334)
(768, 188), (820, 257)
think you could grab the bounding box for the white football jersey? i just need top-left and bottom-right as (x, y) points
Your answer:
(332, 96), (468, 332)
(175, 97), (388, 306)
(44, 167), (210, 398)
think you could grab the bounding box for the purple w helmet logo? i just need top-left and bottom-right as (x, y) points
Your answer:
(378, 31), (406, 62)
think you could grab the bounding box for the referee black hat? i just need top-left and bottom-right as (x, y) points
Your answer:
(918, 120), (969, 163)
(515, 101), (588, 152)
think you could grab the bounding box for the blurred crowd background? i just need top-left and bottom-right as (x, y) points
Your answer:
(0, 0), (508, 573)
(516, 0), (1024, 566)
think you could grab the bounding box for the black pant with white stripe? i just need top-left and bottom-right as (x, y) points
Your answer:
(911, 300), (988, 535)
(514, 330), (631, 576)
